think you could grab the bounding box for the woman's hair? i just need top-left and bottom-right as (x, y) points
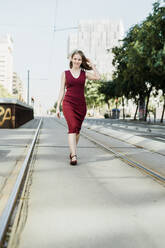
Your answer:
(69, 50), (92, 70)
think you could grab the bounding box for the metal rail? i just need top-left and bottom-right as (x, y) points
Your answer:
(56, 118), (165, 183)
(81, 130), (165, 183)
(0, 118), (43, 246)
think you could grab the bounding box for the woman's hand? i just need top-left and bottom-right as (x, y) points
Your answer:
(56, 108), (60, 119)
(86, 58), (95, 69)
(85, 59), (101, 80)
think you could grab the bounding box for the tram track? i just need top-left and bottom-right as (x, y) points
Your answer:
(81, 129), (165, 184)
(0, 118), (43, 248)
(56, 118), (165, 185)
(1, 117), (164, 247)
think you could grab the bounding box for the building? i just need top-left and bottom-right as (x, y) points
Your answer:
(0, 35), (13, 94)
(12, 72), (25, 101)
(68, 19), (124, 79)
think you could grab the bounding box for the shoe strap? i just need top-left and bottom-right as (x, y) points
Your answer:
(71, 154), (77, 159)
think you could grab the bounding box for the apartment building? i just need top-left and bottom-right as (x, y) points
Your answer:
(0, 34), (13, 94)
(68, 19), (124, 79)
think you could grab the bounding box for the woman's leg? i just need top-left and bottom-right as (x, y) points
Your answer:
(76, 133), (80, 145)
(68, 133), (77, 161)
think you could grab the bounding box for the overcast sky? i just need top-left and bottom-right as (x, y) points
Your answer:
(0, 0), (156, 111)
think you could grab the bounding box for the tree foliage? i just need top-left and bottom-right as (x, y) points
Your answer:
(110, 0), (165, 121)
(85, 79), (104, 109)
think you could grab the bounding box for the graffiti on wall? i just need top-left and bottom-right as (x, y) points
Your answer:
(0, 106), (15, 127)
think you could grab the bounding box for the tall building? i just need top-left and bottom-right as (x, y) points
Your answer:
(0, 35), (13, 94)
(68, 19), (124, 79)
(12, 72), (25, 101)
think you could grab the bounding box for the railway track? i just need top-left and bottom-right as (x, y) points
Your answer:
(1, 117), (164, 247)
(0, 118), (43, 248)
(81, 130), (165, 183)
(57, 118), (165, 184)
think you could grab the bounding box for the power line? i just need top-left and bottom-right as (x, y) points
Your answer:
(0, 24), (52, 29)
(22, 78), (48, 80)
(54, 26), (78, 32)
(0, 24), (78, 32)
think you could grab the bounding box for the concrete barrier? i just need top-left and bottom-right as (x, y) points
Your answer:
(0, 98), (34, 128)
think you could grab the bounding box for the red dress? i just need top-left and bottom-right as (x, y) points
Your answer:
(62, 69), (87, 134)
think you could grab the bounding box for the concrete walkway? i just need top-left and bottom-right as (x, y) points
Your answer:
(17, 117), (165, 248)
(0, 118), (40, 197)
(83, 119), (165, 155)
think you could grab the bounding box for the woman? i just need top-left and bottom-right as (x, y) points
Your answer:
(56, 50), (100, 165)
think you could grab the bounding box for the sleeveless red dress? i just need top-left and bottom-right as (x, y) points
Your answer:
(62, 69), (87, 134)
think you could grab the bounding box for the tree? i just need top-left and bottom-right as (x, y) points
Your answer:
(112, 25), (150, 120)
(112, 0), (165, 122)
(135, 1), (165, 120)
(85, 79), (104, 114)
(98, 80), (116, 109)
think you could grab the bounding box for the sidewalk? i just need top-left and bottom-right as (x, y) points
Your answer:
(83, 120), (165, 156)
(114, 118), (165, 126)
(0, 118), (40, 213)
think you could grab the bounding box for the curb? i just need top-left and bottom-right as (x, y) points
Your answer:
(83, 123), (165, 156)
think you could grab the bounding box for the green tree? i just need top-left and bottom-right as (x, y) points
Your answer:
(98, 79), (123, 116)
(112, 25), (149, 120)
(85, 79), (104, 114)
(135, 0), (165, 121)
(112, 0), (165, 122)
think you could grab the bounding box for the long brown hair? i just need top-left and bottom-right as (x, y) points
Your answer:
(69, 50), (92, 70)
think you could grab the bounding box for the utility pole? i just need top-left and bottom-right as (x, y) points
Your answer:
(27, 70), (30, 105)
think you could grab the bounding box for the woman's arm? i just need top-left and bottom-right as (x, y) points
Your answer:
(86, 60), (101, 80)
(56, 72), (66, 118)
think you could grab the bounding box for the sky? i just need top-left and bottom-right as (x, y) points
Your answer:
(0, 0), (156, 112)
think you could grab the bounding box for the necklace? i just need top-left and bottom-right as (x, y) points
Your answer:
(69, 69), (81, 79)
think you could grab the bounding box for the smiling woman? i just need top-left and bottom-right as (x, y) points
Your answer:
(56, 49), (100, 165)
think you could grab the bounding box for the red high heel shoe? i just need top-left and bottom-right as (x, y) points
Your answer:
(70, 154), (77, 166)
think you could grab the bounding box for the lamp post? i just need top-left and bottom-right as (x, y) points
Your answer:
(27, 70), (30, 105)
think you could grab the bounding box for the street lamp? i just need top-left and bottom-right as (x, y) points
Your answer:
(27, 70), (30, 105)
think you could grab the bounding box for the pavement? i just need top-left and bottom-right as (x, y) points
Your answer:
(17, 117), (165, 248)
(0, 118), (40, 213)
(58, 117), (165, 179)
(83, 118), (165, 156)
